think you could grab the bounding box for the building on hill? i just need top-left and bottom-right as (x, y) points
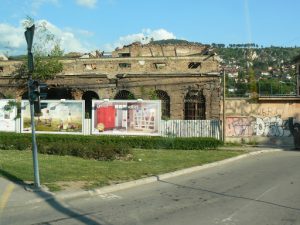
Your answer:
(0, 42), (221, 120)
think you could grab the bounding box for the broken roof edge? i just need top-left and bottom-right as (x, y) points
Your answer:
(117, 39), (208, 49)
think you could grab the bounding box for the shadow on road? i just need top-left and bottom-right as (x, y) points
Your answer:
(0, 169), (109, 225)
(157, 177), (300, 212)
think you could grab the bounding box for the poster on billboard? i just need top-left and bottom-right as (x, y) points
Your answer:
(92, 100), (161, 135)
(0, 99), (17, 132)
(21, 100), (84, 134)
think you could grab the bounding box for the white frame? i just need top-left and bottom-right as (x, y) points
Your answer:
(92, 99), (161, 136)
(21, 100), (85, 135)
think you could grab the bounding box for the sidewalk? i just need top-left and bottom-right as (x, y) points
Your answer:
(219, 145), (294, 152)
(0, 177), (54, 208)
(0, 146), (287, 208)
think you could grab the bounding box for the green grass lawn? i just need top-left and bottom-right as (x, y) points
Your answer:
(0, 149), (243, 191)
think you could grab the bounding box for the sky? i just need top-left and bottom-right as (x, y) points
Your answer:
(1, 0), (300, 56)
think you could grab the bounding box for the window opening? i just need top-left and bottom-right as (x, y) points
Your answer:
(188, 62), (201, 69)
(154, 63), (166, 69)
(155, 90), (170, 119)
(114, 90), (135, 99)
(119, 63), (131, 68)
(184, 90), (206, 120)
(84, 64), (97, 70)
(118, 53), (131, 57)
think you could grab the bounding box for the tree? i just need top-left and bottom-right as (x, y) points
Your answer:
(248, 67), (257, 95)
(15, 17), (63, 81)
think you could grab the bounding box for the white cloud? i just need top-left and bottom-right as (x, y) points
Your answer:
(104, 28), (176, 51)
(65, 27), (94, 37)
(76, 0), (97, 8)
(0, 23), (26, 55)
(30, 0), (59, 15)
(35, 20), (91, 53)
(0, 20), (93, 55)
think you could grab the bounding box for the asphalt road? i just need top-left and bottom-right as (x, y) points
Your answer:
(1, 150), (300, 225)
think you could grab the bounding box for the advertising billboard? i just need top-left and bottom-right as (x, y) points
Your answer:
(21, 100), (84, 134)
(92, 100), (161, 135)
(0, 99), (17, 132)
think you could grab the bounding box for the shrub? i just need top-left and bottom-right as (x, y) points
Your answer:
(0, 132), (223, 160)
(37, 141), (131, 161)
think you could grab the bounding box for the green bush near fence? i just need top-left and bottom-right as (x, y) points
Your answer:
(38, 142), (131, 161)
(0, 132), (223, 160)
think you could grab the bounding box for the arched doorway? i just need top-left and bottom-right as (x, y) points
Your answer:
(114, 90), (135, 100)
(82, 91), (99, 118)
(154, 90), (170, 119)
(47, 88), (73, 100)
(184, 90), (206, 120)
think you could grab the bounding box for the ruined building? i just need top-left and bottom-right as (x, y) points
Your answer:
(0, 41), (221, 120)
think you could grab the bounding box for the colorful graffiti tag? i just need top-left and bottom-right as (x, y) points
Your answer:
(226, 116), (295, 137)
(226, 117), (254, 137)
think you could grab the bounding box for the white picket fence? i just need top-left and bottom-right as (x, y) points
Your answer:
(160, 120), (221, 139)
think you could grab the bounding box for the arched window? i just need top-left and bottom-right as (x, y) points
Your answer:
(155, 90), (170, 119)
(184, 90), (206, 120)
(114, 90), (135, 100)
(82, 91), (99, 118)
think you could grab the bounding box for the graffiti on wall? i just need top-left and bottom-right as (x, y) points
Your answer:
(226, 116), (296, 137)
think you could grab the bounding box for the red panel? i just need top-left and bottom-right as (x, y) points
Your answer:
(97, 106), (115, 130)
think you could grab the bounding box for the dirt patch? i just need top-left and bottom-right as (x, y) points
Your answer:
(49, 181), (91, 191)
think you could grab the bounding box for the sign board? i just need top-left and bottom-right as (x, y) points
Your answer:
(92, 100), (161, 135)
(0, 99), (17, 132)
(21, 100), (84, 134)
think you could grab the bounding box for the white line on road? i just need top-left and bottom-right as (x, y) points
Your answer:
(221, 185), (277, 224)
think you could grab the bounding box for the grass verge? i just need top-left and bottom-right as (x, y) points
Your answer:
(0, 149), (243, 191)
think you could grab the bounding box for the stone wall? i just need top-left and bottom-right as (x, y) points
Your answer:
(112, 42), (208, 57)
(225, 98), (300, 146)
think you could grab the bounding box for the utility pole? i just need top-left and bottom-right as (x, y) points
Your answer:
(223, 69), (226, 142)
(25, 24), (41, 188)
(296, 62), (300, 97)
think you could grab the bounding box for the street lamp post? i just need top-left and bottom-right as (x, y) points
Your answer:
(25, 24), (41, 189)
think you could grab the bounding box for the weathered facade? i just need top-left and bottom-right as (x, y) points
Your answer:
(225, 98), (300, 145)
(0, 42), (221, 119)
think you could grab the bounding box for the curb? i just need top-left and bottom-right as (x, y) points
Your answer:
(52, 148), (283, 201)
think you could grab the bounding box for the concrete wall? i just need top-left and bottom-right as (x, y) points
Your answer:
(225, 99), (300, 146)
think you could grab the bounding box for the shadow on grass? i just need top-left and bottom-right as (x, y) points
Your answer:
(0, 168), (109, 225)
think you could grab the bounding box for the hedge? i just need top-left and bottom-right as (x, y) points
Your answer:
(0, 132), (223, 158)
(0, 132), (131, 161)
(37, 142), (131, 161)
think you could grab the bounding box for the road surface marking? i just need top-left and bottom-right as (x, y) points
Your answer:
(0, 183), (15, 213)
(97, 193), (122, 200)
(221, 185), (277, 224)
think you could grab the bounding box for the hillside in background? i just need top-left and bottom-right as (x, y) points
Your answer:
(215, 45), (300, 69)
(212, 44), (300, 97)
